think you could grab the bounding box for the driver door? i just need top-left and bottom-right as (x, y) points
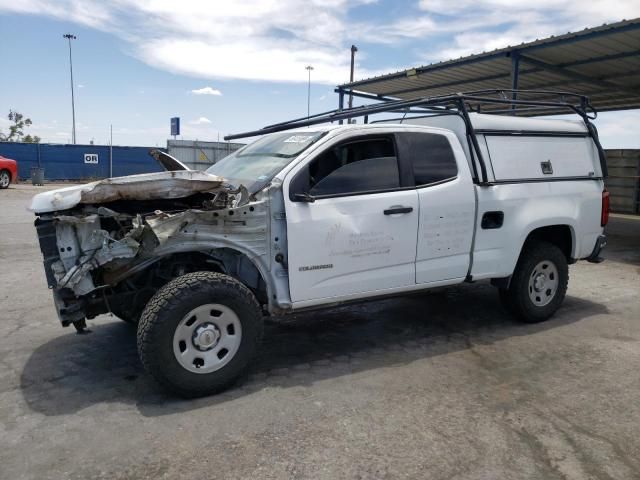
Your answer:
(284, 133), (419, 304)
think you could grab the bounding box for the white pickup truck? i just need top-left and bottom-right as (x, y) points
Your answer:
(31, 91), (609, 397)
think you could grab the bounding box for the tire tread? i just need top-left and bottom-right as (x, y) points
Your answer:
(137, 271), (263, 397)
(500, 241), (569, 323)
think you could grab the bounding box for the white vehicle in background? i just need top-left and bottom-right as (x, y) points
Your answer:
(30, 90), (609, 397)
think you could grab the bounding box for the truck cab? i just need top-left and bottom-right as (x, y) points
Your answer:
(281, 124), (475, 305)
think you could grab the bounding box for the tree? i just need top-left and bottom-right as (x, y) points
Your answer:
(23, 134), (41, 143)
(0, 110), (39, 142)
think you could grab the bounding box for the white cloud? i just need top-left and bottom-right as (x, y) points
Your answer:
(409, 1), (640, 61)
(0, 0), (112, 28)
(0, 0), (387, 84)
(189, 117), (212, 125)
(77, 84), (85, 88)
(591, 111), (640, 149)
(0, 0), (638, 86)
(191, 87), (222, 96)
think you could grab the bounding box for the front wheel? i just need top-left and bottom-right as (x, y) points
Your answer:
(0, 170), (10, 189)
(137, 272), (263, 397)
(499, 241), (569, 323)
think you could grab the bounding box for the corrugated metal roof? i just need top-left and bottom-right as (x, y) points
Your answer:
(337, 18), (640, 115)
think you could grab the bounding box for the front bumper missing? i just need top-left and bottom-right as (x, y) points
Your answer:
(586, 234), (607, 264)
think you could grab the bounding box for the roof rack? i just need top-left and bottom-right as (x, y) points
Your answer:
(224, 89), (596, 141)
(224, 89), (606, 183)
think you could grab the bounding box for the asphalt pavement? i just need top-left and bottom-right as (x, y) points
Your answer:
(1, 183), (639, 480)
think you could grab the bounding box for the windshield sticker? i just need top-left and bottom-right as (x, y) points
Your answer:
(284, 135), (315, 143)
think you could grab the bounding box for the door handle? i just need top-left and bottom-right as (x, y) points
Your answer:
(384, 206), (413, 215)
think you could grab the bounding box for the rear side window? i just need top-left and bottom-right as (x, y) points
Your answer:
(398, 132), (457, 186)
(293, 136), (401, 198)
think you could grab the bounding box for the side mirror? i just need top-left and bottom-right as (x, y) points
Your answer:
(292, 192), (315, 203)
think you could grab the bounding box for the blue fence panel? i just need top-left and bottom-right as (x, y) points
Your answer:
(0, 142), (164, 180)
(0, 142), (38, 179)
(111, 146), (164, 177)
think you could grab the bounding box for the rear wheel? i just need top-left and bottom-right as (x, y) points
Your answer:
(0, 170), (10, 189)
(499, 241), (568, 323)
(137, 271), (263, 397)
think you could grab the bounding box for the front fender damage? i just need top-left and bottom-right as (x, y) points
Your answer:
(53, 212), (145, 295)
(37, 181), (277, 326)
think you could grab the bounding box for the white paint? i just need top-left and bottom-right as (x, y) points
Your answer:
(486, 135), (597, 180)
(468, 113), (587, 133)
(470, 180), (604, 280)
(278, 120), (604, 310)
(286, 190), (420, 302)
(284, 127), (423, 303)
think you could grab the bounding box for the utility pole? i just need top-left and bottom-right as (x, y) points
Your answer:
(109, 124), (113, 178)
(348, 45), (358, 111)
(305, 65), (314, 120)
(63, 34), (77, 144)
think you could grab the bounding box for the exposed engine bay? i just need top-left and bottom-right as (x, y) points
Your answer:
(32, 171), (282, 328)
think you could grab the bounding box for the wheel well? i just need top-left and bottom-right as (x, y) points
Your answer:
(105, 250), (268, 316)
(524, 225), (573, 261)
(146, 250), (267, 300)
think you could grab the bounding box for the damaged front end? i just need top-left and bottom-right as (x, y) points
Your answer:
(31, 170), (274, 328)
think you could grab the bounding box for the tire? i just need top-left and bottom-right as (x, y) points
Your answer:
(137, 271), (263, 397)
(0, 170), (10, 189)
(499, 241), (568, 323)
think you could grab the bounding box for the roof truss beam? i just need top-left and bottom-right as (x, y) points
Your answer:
(518, 70), (640, 95)
(379, 49), (640, 97)
(518, 54), (640, 97)
(386, 69), (640, 100)
(339, 21), (640, 91)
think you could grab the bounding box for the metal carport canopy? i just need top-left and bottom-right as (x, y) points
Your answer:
(337, 18), (640, 115)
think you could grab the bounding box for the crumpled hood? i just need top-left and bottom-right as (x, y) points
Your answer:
(29, 170), (226, 213)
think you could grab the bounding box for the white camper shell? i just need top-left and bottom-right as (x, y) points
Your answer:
(402, 113), (601, 182)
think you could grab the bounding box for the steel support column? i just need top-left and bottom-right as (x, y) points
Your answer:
(511, 51), (520, 114)
(338, 88), (345, 125)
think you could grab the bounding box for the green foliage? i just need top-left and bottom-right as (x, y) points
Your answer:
(0, 110), (39, 143)
(23, 134), (41, 143)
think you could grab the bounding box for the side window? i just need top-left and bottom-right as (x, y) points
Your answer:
(399, 132), (458, 186)
(300, 136), (400, 197)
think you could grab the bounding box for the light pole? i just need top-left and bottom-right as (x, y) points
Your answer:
(305, 65), (314, 120)
(63, 33), (77, 144)
(348, 45), (358, 111)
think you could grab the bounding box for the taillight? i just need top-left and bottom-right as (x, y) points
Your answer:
(601, 189), (610, 227)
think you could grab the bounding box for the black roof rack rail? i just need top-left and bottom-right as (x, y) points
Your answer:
(223, 89), (605, 182)
(224, 89), (596, 141)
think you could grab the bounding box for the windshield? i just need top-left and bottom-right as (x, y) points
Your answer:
(206, 131), (325, 192)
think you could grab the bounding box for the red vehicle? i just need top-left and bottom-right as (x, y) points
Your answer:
(0, 155), (18, 189)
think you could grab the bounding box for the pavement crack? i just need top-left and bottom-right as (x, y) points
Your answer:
(511, 426), (568, 480)
(549, 409), (639, 476)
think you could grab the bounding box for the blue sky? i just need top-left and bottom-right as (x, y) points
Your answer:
(0, 0), (638, 148)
